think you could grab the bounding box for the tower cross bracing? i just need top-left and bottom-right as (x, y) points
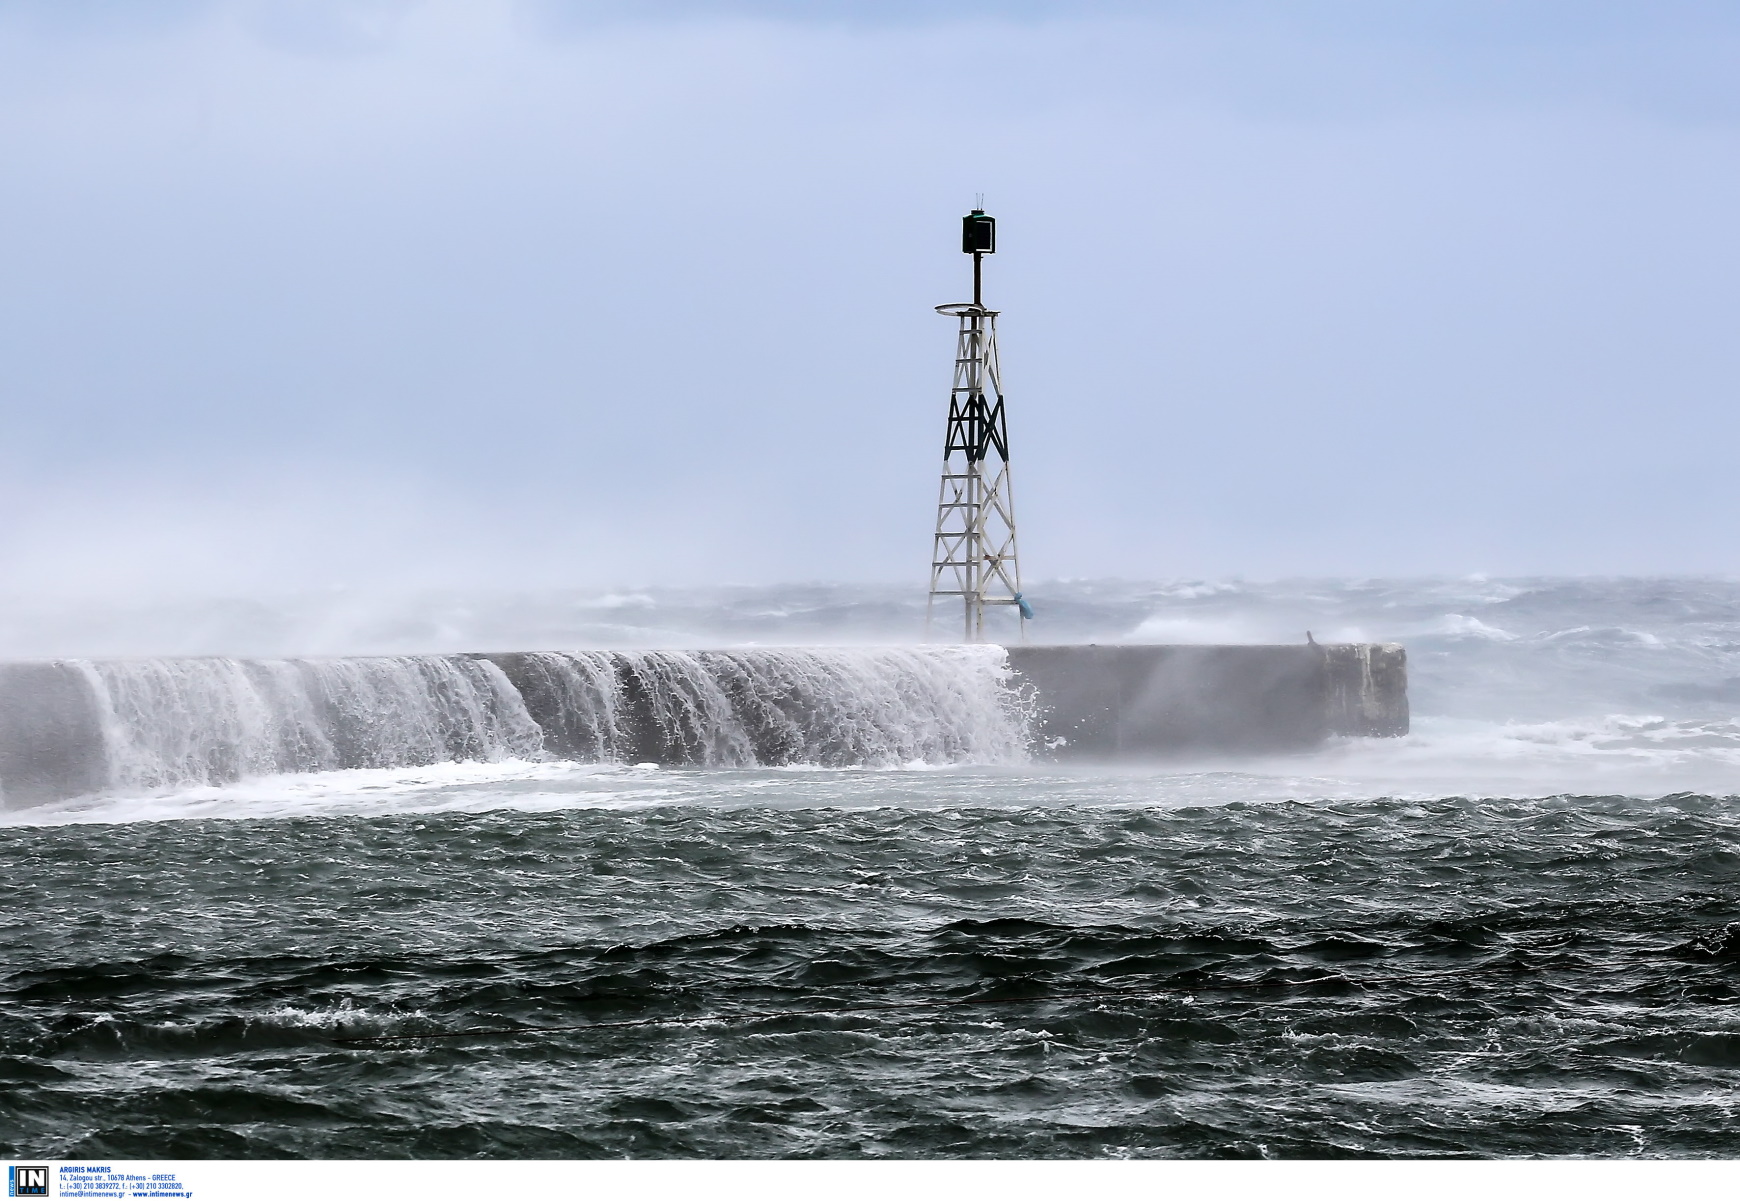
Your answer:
(927, 207), (1025, 643)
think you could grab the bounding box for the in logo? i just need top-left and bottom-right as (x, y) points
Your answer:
(8, 1167), (47, 1198)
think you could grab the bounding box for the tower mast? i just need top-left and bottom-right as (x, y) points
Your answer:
(927, 206), (1029, 643)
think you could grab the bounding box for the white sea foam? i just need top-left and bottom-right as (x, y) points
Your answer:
(1430, 614), (1519, 641)
(1294, 714), (1740, 801)
(11, 710), (1738, 828)
(2, 760), (678, 826)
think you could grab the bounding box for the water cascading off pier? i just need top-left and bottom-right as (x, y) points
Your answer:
(0, 648), (1026, 806)
(0, 644), (1405, 808)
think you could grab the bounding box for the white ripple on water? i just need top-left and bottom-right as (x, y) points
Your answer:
(10, 709), (1740, 829)
(0, 760), (684, 827)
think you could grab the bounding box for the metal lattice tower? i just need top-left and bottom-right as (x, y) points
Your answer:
(927, 207), (1028, 643)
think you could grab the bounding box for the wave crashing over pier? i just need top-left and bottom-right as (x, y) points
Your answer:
(0, 648), (1027, 804)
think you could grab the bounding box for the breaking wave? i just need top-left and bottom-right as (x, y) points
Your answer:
(2, 647), (1026, 805)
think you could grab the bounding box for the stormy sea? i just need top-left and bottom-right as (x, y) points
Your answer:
(4, 576), (1740, 1159)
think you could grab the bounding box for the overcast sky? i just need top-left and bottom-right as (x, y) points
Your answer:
(2, 0), (1739, 597)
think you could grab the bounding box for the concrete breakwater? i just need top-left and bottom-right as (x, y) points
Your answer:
(0, 644), (1406, 806)
(1007, 643), (1407, 756)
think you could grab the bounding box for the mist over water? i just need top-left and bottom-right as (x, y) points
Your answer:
(7, 576), (1740, 1158)
(6, 575), (1740, 822)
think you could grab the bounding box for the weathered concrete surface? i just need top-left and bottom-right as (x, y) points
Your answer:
(1006, 643), (1407, 757)
(1321, 643), (1410, 738)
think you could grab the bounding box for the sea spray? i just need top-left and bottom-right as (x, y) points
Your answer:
(71, 656), (544, 792)
(492, 646), (1029, 769)
(14, 646), (1028, 799)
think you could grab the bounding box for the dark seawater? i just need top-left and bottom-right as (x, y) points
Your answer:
(5, 795), (1740, 1158)
(6, 576), (1740, 1159)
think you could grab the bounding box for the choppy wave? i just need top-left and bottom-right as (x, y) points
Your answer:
(6, 797), (1740, 1157)
(7, 578), (1740, 1157)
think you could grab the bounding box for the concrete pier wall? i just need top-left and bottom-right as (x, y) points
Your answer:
(0, 642), (1407, 805)
(1007, 643), (1408, 757)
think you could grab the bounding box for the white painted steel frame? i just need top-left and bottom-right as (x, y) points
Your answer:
(927, 303), (1025, 643)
